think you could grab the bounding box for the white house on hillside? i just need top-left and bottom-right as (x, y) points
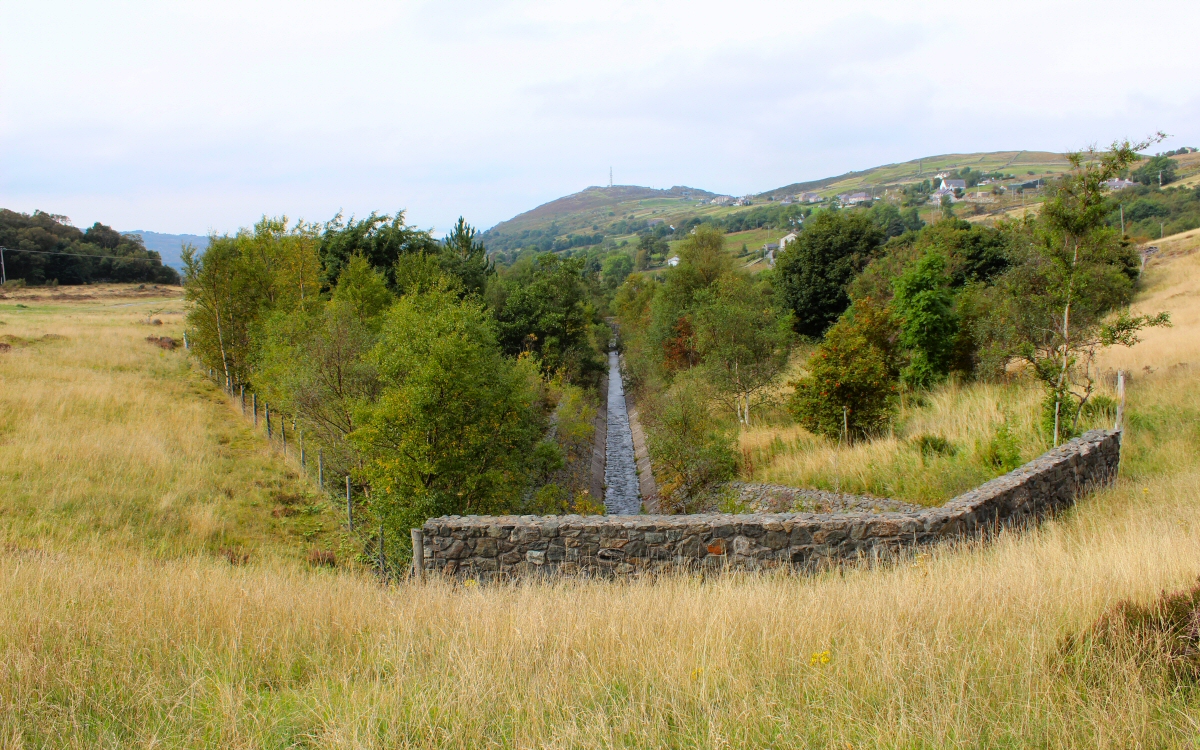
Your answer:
(667, 255), (680, 267)
(779, 231), (799, 252)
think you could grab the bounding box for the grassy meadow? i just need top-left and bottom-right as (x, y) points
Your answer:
(0, 285), (353, 564)
(2, 241), (1200, 746)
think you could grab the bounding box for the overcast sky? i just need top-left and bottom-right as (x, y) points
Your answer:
(2, 1), (1197, 236)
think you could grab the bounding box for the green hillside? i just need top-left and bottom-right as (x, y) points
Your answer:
(480, 151), (1076, 257)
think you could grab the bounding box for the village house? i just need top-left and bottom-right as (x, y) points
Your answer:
(667, 255), (680, 267)
(1104, 178), (1137, 191)
(837, 191), (870, 205)
(779, 231), (799, 251)
(797, 192), (824, 203)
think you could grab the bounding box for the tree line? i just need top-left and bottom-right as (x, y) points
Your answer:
(614, 138), (1168, 508)
(0, 209), (179, 286)
(183, 212), (611, 565)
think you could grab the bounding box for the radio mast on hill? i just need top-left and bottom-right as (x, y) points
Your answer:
(609, 167), (613, 188)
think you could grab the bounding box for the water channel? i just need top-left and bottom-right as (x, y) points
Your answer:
(603, 349), (641, 515)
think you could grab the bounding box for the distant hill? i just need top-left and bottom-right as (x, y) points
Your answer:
(122, 231), (210, 271)
(482, 185), (718, 254)
(760, 150), (1072, 201)
(480, 151), (1075, 257)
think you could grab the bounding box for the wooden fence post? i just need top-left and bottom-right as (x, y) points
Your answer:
(265, 403), (271, 440)
(410, 528), (424, 582)
(1115, 370), (1126, 430)
(252, 393), (258, 427)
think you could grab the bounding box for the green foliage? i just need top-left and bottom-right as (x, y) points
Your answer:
(788, 302), (899, 440)
(643, 374), (739, 512)
(892, 251), (958, 388)
(352, 286), (547, 532)
(911, 434), (957, 460)
(867, 202), (924, 237)
(331, 256), (393, 328)
(692, 273), (792, 424)
(773, 210), (885, 337)
(318, 211), (439, 290)
(1040, 390), (1081, 442)
(979, 138), (1171, 437)
(601, 252), (633, 289)
(491, 254), (604, 384)
(182, 217), (322, 387)
(439, 217), (495, 297)
(1107, 185), (1200, 239)
(0, 209), (179, 285)
(977, 422), (1023, 472)
(1132, 155), (1177, 186)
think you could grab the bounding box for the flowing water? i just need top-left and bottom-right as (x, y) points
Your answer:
(603, 350), (641, 515)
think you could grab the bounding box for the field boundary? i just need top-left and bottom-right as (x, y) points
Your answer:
(420, 429), (1121, 579)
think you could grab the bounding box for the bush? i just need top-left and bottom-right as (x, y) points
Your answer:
(788, 307), (898, 441)
(911, 434), (956, 460)
(644, 375), (739, 512)
(1040, 390), (1081, 444)
(978, 422), (1022, 472)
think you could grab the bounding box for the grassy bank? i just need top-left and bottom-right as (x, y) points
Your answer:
(0, 285), (352, 564)
(738, 231), (1200, 505)
(1, 255), (1200, 745)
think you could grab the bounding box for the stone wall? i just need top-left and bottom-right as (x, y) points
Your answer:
(419, 429), (1121, 579)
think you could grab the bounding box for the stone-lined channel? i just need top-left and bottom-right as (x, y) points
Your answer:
(603, 349), (641, 514)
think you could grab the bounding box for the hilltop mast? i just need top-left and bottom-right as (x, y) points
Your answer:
(609, 167), (613, 188)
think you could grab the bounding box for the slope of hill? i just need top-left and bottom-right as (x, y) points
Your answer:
(5, 248), (1200, 743)
(123, 230), (210, 270)
(761, 150), (1072, 200)
(480, 151), (1077, 257)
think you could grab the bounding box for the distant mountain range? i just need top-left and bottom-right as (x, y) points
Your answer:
(122, 231), (209, 270)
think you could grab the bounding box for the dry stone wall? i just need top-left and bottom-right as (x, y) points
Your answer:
(419, 429), (1121, 579)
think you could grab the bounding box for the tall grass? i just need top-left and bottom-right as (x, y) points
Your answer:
(1, 264), (1199, 746)
(0, 287), (351, 562)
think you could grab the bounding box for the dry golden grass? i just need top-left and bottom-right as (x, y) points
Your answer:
(0, 286), (351, 562)
(740, 381), (1052, 504)
(2, 275), (1200, 746)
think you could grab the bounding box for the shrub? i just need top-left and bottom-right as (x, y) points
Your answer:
(978, 422), (1023, 472)
(788, 307), (898, 441)
(644, 375), (739, 512)
(911, 434), (956, 460)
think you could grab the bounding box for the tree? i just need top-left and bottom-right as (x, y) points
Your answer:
(692, 274), (792, 425)
(1132, 154), (1176, 187)
(0, 209), (179, 286)
(352, 286), (547, 532)
(773, 211), (885, 337)
(439, 217), (494, 297)
(649, 224), (733, 371)
(788, 301), (899, 441)
(988, 137), (1171, 442)
(318, 211), (439, 290)
(636, 232), (668, 266)
(601, 252), (633, 290)
(891, 251), (957, 388)
(643, 374), (739, 512)
(491, 254), (604, 384)
(182, 217), (322, 388)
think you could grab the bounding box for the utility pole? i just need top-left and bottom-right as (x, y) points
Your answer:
(1120, 204), (1125, 235)
(1, 247), (6, 286)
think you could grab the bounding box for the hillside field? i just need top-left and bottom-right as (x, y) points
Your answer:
(1, 235), (1200, 745)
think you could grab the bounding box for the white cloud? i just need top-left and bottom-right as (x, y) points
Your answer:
(1, 0), (1197, 234)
